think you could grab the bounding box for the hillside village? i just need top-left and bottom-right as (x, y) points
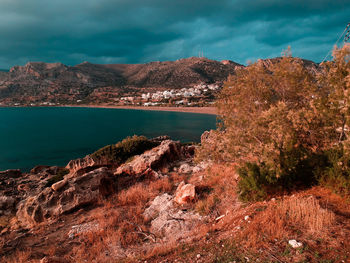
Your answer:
(0, 83), (221, 107)
(119, 83), (220, 107)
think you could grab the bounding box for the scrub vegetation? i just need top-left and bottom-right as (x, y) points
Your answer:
(90, 135), (159, 166)
(199, 45), (350, 201)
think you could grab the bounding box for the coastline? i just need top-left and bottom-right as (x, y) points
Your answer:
(60, 105), (218, 115)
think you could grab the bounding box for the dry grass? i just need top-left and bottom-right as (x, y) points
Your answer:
(3, 250), (35, 263)
(142, 241), (177, 259)
(117, 176), (173, 206)
(192, 163), (239, 217)
(117, 183), (150, 206)
(240, 194), (336, 247)
(68, 176), (178, 262)
(279, 195), (335, 233)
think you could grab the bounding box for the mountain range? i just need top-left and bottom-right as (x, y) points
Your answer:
(0, 57), (318, 105)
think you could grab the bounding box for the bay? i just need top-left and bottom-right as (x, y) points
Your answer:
(0, 107), (216, 171)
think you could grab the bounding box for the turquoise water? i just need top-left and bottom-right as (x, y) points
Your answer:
(0, 107), (216, 171)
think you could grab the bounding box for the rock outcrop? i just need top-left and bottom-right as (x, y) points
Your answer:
(66, 155), (100, 176)
(115, 140), (185, 178)
(144, 193), (202, 241)
(16, 167), (115, 228)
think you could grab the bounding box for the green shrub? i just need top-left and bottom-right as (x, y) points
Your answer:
(237, 149), (328, 202)
(45, 168), (69, 187)
(318, 148), (350, 197)
(90, 135), (159, 166)
(237, 163), (273, 202)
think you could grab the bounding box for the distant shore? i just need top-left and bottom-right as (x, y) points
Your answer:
(60, 105), (218, 115)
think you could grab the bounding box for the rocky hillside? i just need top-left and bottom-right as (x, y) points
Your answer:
(0, 133), (348, 263)
(0, 57), (243, 105)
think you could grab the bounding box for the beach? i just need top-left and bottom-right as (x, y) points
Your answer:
(61, 105), (218, 115)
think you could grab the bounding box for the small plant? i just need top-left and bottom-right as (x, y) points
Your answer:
(282, 246), (291, 256)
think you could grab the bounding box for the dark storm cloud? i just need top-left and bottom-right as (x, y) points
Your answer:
(0, 0), (349, 68)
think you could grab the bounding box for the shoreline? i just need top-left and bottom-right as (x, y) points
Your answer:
(0, 104), (217, 115)
(60, 105), (218, 115)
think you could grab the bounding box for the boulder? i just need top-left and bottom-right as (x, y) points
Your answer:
(51, 179), (67, 191)
(289, 239), (303, 249)
(16, 167), (115, 228)
(144, 193), (173, 222)
(115, 140), (184, 177)
(143, 194), (203, 240)
(150, 209), (202, 241)
(144, 193), (203, 241)
(174, 181), (196, 205)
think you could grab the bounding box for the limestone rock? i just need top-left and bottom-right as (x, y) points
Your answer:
(174, 181), (196, 205)
(115, 140), (184, 177)
(16, 167), (115, 228)
(150, 207), (202, 241)
(192, 161), (210, 173)
(178, 163), (192, 174)
(51, 179), (67, 191)
(289, 239), (303, 248)
(66, 155), (98, 175)
(144, 193), (173, 222)
(144, 193), (203, 241)
(68, 222), (99, 239)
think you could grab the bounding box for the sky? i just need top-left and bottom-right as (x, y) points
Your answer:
(0, 0), (349, 69)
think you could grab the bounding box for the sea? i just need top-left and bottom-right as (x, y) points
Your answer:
(0, 107), (216, 172)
